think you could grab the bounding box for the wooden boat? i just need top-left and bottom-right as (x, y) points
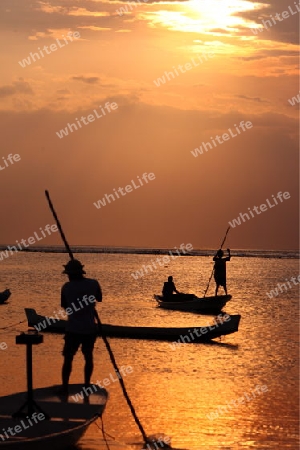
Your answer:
(0, 384), (108, 450)
(154, 294), (231, 313)
(0, 289), (11, 304)
(25, 308), (241, 342)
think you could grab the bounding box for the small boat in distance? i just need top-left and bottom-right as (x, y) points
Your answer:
(25, 308), (241, 342)
(0, 384), (108, 450)
(154, 294), (231, 313)
(0, 289), (11, 305)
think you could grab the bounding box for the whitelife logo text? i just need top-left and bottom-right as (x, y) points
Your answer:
(18, 31), (80, 68)
(93, 172), (155, 210)
(0, 224), (58, 261)
(0, 153), (21, 172)
(228, 191), (291, 228)
(191, 121), (253, 157)
(56, 102), (118, 139)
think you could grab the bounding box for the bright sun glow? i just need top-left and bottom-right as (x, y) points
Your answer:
(143, 0), (265, 35)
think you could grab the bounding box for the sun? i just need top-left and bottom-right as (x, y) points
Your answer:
(187, 0), (254, 31)
(142, 0), (265, 36)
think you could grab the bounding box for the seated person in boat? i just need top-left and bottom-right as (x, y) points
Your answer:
(162, 276), (180, 300)
(213, 248), (231, 296)
(60, 259), (102, 394)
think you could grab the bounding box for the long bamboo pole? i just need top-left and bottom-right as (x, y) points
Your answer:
(45, 190), (150, 445)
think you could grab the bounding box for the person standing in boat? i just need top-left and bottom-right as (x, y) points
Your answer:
(162, 276), (180, 300)
(60, 259), (102, 394)
(213, 249), (231, 296)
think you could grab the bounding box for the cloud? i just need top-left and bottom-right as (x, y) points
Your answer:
(36, 2), (110, 17)
(210, 28), (231, 35)
(236, 0), (300, 44)
(0, 0), (118, 36)
(0, 79), (34, 98)
(78, 25), (111, 31)
(72, 76), (100, 84)
(235, 94), (268, 103)
(57, 89), (70, 94)
(236, 48), (299, 62)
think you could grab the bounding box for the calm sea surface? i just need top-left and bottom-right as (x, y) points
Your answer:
(0, 250), (299, 450)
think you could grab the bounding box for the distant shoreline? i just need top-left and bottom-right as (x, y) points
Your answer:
(0, 246), (298, 259)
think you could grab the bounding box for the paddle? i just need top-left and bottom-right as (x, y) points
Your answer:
(44, 190), (153, 447)
(203, 226), (230, 298)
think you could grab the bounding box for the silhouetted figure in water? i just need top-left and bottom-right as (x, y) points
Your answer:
(162, 276), (180, 300)
(213, 249), (231, 296)
(60, 259), (102, 394)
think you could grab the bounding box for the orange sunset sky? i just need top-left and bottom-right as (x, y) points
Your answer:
(0, 0), (299, 250)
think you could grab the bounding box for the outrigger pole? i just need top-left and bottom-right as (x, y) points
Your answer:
(44, 190), (151, 446)
(203, 226), (231, 298)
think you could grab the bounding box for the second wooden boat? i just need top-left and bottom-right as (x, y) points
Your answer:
(154, 294), (231, 312)
(25, 308), (241, 342)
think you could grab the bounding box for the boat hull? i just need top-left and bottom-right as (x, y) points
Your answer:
(25, 308), (241, 342)
(0, 384), (108, 450)
(0, 289), (11, 305)
(154, 294), (231, 313)
(0, 417), (95, 450)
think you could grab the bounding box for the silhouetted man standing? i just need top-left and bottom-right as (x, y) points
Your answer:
(213, 249), (231, 296)
(60, 259), (102, 394)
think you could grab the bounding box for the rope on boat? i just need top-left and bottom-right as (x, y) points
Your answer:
(96, 419), (116, 441)
(0, 320), (26, 332)
(96, 416), (111, 450)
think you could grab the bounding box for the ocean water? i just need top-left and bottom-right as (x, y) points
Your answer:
(0, 250), (299, 450)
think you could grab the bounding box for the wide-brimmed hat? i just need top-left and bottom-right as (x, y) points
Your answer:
(62, 259), (86, 275)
